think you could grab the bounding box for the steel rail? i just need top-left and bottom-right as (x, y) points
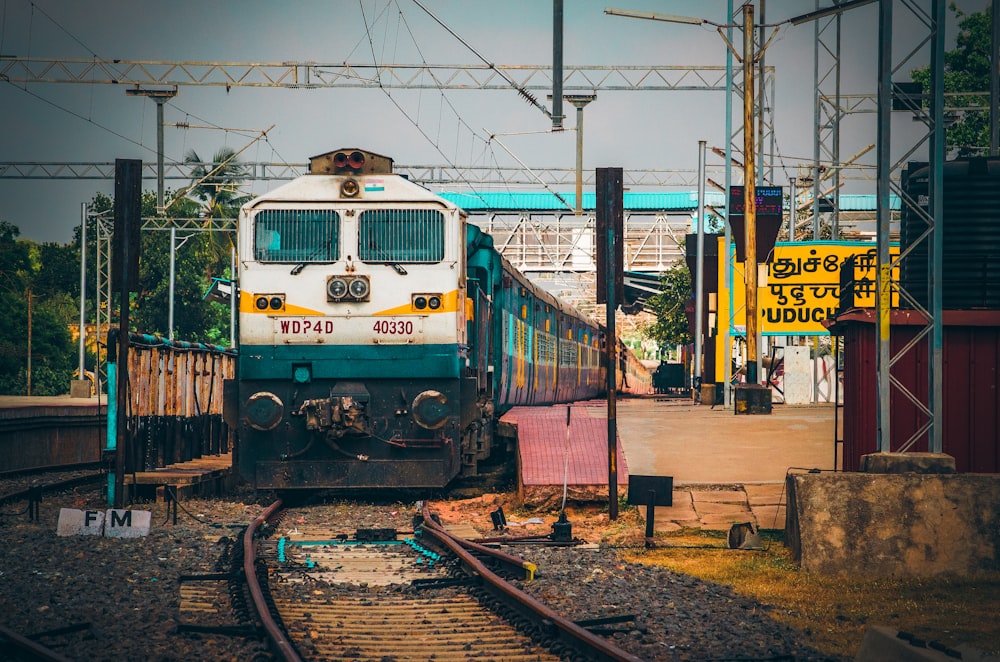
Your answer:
(243, 498), (302, 662)
(0, 624), (74, 662)
(419, 504), (644, 662)
(0, 470), (103, 507)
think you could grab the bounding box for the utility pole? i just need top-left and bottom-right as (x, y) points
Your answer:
(788, 177), (797, 240)
(26, 288), (32, 396)
(742, 3), (760, 387)
(694, 140), (707, 402)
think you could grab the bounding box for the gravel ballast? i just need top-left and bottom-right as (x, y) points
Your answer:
(0, 483), (841, 661)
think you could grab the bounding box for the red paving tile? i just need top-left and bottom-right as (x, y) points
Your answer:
(502, 403), (629, 487)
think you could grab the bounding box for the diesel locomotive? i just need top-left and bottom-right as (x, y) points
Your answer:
(227, 148), (650, 490)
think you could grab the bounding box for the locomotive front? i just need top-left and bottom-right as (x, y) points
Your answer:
(233, 149), (474, 490)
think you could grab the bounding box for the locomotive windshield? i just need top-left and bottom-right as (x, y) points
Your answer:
(254, 209), (340, 263)
(359, 209), (444, 263)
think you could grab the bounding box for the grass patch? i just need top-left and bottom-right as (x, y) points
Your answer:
(621, 529), (1000, 659)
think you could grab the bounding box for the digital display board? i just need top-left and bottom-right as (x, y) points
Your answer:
(729, 185), (783, 217)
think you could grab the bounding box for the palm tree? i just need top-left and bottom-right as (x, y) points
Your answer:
(180, 147), (251, 266)
(182, 146), (251, 219)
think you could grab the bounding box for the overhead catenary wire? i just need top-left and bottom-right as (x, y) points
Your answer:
(487, 133), (574, 212)
(6, 1), (250, 174)
(359, 0), (494, 208)
(410, 0), (553, 120)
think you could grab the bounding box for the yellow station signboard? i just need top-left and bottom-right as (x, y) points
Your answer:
(720, 241), (899, 336)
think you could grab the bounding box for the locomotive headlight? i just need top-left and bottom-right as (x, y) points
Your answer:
(244, 391), (284, 431)
(255, 296), (269, 310)
(327, 276), (348, 301)
(411, 390), (449, 430)
(413, 296), (427, 310)
(428, 296), (441, 310)
(269, 296), (284, 310)
(341, 178), (360, 197)
(348, 276), (370, 300)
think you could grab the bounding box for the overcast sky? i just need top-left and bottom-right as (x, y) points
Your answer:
(0, 0), (984, 243)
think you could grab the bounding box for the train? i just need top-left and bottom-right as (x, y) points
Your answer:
(226, 148), (650, 491)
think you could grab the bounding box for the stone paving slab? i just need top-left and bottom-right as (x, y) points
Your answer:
(690, 489), (748, 503)
(744, 483), (788, 506)
(638, 484), (790, 532)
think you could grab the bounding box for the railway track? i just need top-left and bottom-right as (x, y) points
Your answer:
(0, 466), (104, 508)
(243, 500), (644, 662)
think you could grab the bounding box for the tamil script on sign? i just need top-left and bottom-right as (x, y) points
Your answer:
(726, 242), (899, 335)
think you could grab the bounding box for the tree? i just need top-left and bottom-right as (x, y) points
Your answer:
(912, 5), (995, 157)
(642, 257), (692, 353)
(180, 146), (251, 218)
(178, 146), (248, 273)
(0, 221), (76, 395)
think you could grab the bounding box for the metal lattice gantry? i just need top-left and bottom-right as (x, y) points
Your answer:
(875, 0), (945, 455)
(0, 161), (729, 188)
(4, 56), (771, 285)
(1, 57), (776, 184)
(2, 59), (748, 92)
(473, 209), (691, 273)
(800, 0), (948, 454)
(812, 0), (844, 238)
(469, 207), (692, 329)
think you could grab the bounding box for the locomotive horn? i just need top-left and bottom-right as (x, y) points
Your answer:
(348, 151), (366, 169)
(333, 152), (350, 169)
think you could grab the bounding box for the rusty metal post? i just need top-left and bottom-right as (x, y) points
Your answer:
(743, 4), (759, 386)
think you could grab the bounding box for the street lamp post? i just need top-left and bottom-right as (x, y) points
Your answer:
(694, 140), (707, 402)
(566, 95), (597, 216)
(125, 86), (178, 213)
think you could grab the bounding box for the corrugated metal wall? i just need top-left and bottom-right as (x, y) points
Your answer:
(899, 158), (1000, 310)
(836, 309), (1000, 473)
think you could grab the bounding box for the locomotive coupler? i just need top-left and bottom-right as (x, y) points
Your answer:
(293, 386), (370, 437)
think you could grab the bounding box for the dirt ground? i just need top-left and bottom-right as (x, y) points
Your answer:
(427, 492), (653, 546)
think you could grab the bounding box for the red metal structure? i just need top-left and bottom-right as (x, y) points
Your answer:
(830, 309), (1000, 473)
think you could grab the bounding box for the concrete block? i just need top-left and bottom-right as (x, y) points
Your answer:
(104, 509), (152, 538)
(734, 384), (772, 414)
(57, 508), (104, 536)
(787, 473), (1000, 576)
(69, 379), (92, 398)
(861, 452), (956, 475)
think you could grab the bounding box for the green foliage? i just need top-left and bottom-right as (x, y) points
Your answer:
(0, 242), (76, 395)
(88, 176), (238, 345)
(132, 226), (233, 344)
(912, 5), (995, 157)
(179, 147), (252, 216)
(0, 146), (246, 394)
(642, 257), (692, 350)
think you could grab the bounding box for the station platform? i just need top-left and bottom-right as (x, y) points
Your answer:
(126, 452), (235, 501)
(0, 396), (233, 501)
(505, 396), (838, 532)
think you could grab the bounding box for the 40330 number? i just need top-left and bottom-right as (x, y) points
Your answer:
(373, 319), (414, 335)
